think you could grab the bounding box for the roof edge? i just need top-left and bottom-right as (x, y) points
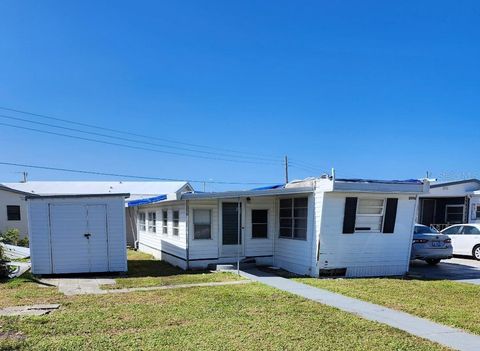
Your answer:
(26, 193), (130, 200)
(430, 179), (480, 188)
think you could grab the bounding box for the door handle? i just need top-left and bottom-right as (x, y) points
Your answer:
(84, 233), (91, 239)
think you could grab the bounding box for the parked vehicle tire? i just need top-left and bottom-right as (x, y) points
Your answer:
(473, 245), (480, 261)
(425, 258), (441, 265)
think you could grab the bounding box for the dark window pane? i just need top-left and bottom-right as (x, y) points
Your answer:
(252, 224), (268, 238)
(294, 218), (307, 230)
(280, 227), (292, 237)
(294, 208), (307, 218)
(294, 227), (307, 239)
(252, 210), (268, 224)
(280, 219), (292, 228)
(442, 226), (462, 235)
(463, 226), (480, 235)
(294, 197), (308, 207)
(222, 203), (242, 245)
(194, 224), (211, 239)
(6, 205), (21, 221)
(280, 199), (292, 208)
(280, 209), (292, 218)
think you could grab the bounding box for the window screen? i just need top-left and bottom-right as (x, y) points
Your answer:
(173, 210), (179, 236)
(252, 209), (268, 238)
(193, 209), (211, 239)
(148, 212), (156, 233)
(138, 212), (146, 231)
(162, 210), (168, 234)
(6, 205), (21, 221)
(279, 198), (307, 239)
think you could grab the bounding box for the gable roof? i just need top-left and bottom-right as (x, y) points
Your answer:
(1, 181), (192, 202)
(0, 184), (33, 196)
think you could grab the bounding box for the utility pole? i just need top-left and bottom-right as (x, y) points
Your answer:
(284, 155), (289, 184)
(17, 171), (28, 183)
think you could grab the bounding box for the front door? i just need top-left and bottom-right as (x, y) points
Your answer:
(220, 202), (244, 257)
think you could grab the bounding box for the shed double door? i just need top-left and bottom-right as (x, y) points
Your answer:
(49, 204), (109, 274)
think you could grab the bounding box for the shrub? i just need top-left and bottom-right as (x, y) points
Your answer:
(17, 236), (29, 248)
(0, 244), (9, 278)
(0, 228), (20, 245)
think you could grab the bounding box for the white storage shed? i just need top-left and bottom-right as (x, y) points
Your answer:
(27, 193), (129, 275)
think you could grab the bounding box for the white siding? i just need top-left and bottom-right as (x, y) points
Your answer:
(273, 194), (315, 275)
(137, 201), (188, 269)
(188, 199), (219, 261)
(244, 197), (275, 259)
(317, 192), (416, 277)
(0, 189), (29, 238)
(28, 196), (127, 274)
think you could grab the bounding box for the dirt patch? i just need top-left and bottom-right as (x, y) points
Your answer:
(0, 331), (26, 341)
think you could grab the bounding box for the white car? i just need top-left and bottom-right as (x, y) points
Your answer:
(441, 224), (480, 260)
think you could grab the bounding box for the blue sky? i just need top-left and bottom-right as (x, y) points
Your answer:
(0, 1), (479, 190)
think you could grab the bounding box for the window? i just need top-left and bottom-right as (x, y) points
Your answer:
(252, 209), (268, 238)
(414, 225), (439, 234)
(462, 226), (480, 235)
(138, 212), (146, 231)
(148, 212), (156, 233)
(172, 210), (179, 236)
(162, 210), (168, 234)
(442, 225), (462, 235)
(476, 204), (480, 220)
(445, 205), (464, 224)
(355, 199), (385, 233)
(279, 197), (307, 239)
(193, 209), (211, 239)
(6, 205), (21, 221)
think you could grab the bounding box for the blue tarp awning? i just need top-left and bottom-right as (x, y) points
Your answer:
(250, 184), (285, 191)
(127, 194), (167, 207)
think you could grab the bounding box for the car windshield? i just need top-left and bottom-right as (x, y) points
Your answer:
(414, 225), (439, 234)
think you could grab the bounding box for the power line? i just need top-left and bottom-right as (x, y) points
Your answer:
(0, 113), (280, 163)
(0, 161), (276, 185)
(289, 163), (323, 174)
(290, 159), (324, 171)
(0, 121), (282, 166)
(0, 106), (284, 160)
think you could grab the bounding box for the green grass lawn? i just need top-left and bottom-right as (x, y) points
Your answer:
(295, 277), (480, 335)
(104, 250), (242, 289)
(0, 273), (66, 309)
(0, 281), (449, 351)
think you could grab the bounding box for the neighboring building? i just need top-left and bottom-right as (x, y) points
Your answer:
(418, 179), (480, 230)
(0, 181), (193, 245)
(0, 185), (31, 238)
(129, 176), (428, 278)
(28, 193), (129, 274)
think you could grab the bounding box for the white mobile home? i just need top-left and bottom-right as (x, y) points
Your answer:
(0, 185), (31, 238)
(28, 193), (129, 275)
(131, 177), (428, 277)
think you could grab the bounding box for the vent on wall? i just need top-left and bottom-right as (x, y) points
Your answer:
(319, 268), (347, 277)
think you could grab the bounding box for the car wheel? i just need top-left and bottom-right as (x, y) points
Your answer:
(425, 258), (441, 265)
(473, 245), (480, 261)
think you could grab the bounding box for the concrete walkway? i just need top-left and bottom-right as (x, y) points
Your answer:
(240, 268), (480, 351)
(40, 277), (251, 296)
